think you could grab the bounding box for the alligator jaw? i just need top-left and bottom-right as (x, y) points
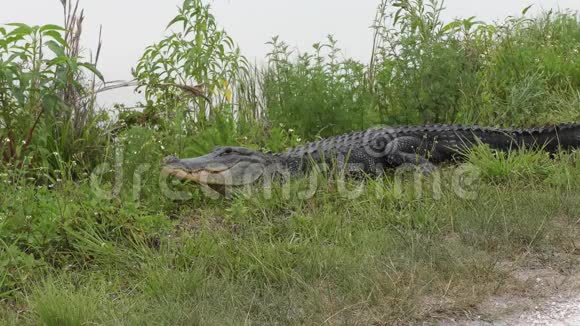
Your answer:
(161, 161), (263, 186)
(161, 147), (274, 186)
(161, 165), (226, 184)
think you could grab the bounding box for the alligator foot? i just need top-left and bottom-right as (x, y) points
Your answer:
(383, 136), (437, 174)
(397, 162), (437, 175)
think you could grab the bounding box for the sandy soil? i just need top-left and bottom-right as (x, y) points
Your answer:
(435, 261), (580, 326)
(492, 294), (580, 326)
(438, 294), (580, 326)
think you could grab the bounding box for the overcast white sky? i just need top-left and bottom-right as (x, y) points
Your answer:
(2, 0), (579, 107)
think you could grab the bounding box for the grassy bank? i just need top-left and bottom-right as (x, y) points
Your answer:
(1, 150), (579, 325)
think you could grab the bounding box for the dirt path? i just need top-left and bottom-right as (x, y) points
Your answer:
(491, 294), (580, 326)
(437, 263), (580, 326)
(439, 294), (580, 325)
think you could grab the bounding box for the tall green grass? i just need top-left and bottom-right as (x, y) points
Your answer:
(1, 158), (578, 324)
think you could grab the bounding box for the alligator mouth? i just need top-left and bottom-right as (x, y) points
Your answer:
(161, 166), (232, 196)
(161, 166), (231, 184)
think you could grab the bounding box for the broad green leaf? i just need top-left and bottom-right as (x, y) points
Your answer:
(166, 15), (185, 29)
(6, 22), (33, 29)
(48, 56), (68, 66)
(39, 24), (65, 32)
(6, 23), (34, 36)
(79, 62), (104, 81)
(442, 20), (462, 33)
(42, 30), (67, 47)
(45, 40), (66, 58)
(3, 35), (25, 47)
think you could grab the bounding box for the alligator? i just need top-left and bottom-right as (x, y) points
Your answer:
(161, 123), (580, 188)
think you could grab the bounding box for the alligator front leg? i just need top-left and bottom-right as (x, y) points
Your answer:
(382, 136), (436, 173)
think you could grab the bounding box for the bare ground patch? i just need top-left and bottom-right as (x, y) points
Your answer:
(431, 255), (580, 325)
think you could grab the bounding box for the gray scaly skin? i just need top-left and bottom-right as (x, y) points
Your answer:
(161, 123), (580, 187)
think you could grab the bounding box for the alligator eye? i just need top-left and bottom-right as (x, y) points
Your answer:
(218, 147), (233, 156)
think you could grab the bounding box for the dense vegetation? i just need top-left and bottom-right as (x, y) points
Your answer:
(1, 0), (579, 324)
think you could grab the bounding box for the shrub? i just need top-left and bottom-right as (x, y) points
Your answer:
(263, 36), (378, 140)
(0, 3), (109, 179)
(133, 0), (250, 134)
(371, 0), (580, 126)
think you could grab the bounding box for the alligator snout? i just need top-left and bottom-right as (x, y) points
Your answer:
(162, 155), (180, 165)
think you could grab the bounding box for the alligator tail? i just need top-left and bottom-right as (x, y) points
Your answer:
(515, 123), (580, 152)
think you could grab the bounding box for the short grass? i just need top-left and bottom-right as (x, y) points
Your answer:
(0, 149), (578, 325)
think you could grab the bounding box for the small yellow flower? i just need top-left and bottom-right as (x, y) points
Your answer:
(222, 79), (232, 102)
(225, 89), (232, 102)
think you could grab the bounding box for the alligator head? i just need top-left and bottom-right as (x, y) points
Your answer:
(161, 146), (278, 186)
